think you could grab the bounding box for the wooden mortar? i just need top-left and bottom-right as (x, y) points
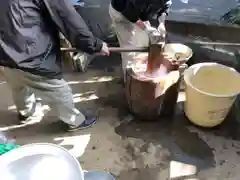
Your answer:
(125, 50), (181, 120)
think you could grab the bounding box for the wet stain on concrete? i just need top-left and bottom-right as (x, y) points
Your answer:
(95, 78), (216, 178)
(114, 115), (215, 178)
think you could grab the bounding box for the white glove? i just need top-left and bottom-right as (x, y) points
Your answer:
(100, 42), (109, 56)
(145, 24), (164, 44)
(157, 13), (167, 38)
(135, 20), (166, 43)
(157, 23), (166, 39)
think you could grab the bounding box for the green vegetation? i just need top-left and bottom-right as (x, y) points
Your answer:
(221, 7), (240, 25)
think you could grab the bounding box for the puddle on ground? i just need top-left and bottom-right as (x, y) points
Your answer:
(114, 115), (215, 179)
(96, 80), (215, 174)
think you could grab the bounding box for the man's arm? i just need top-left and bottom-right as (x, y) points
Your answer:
(44, 0), (103, 54)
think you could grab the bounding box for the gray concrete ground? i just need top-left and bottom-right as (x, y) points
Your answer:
(0, 51), (240, 180)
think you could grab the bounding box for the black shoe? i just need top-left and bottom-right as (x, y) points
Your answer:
(63, 115), (97, 132)
(18, 113), (33, 124)
(18, 113), (44, 124)
(18, 109), (44, 124)
(17, 101), (43, 124)
(18, 113), (27, 122)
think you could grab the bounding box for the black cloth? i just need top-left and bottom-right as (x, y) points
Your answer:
(0, 0), (103, 78)
(111, 0), (172, 23)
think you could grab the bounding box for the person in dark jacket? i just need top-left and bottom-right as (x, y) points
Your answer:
(0, 0), (109, 131)
(109, 0), (172, 81)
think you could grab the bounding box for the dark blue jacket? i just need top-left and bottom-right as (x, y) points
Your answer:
(111, 0), (172, 22)
(0, 0), (103, 78)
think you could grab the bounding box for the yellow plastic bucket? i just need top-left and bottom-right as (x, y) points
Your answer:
(184, 62), (240, 127)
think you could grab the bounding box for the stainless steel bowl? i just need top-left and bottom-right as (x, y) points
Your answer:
(163, 43), (193, 63)
(84, 171), (116, 180)
(0, 143), (84, 180)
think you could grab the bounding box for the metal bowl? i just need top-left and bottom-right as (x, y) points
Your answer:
(163, 43), (193, 63)
(0, 143), (84, 180)
(84, 171), (116, 180)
